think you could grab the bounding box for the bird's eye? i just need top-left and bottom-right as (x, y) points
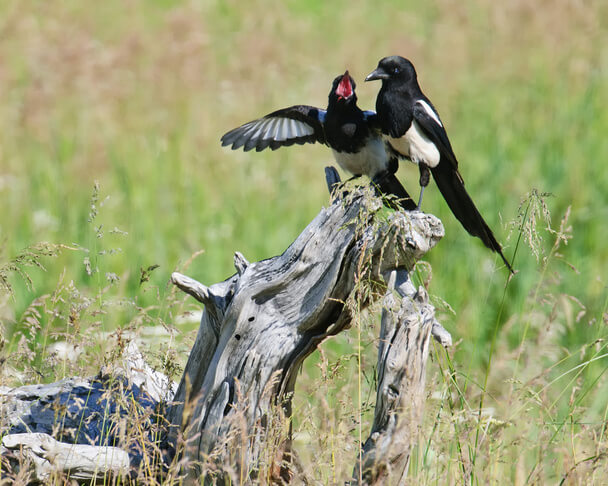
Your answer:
(393, 67), (400, 74)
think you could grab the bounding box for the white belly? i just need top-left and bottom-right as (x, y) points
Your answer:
(389, 120), (440, 168)
(331, 138), (389, 178)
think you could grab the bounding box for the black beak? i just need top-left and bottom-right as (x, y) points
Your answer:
(365, 68), (389, 82)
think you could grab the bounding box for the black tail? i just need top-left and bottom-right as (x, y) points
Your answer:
(373, 171), (417, 211)
(431, 162), (514, 273)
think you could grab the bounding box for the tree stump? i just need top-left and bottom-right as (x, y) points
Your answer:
(167, 179), (447, 483)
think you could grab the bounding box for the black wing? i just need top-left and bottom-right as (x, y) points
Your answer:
(412, 101), (458, 169)
(221, 105), (327, 152)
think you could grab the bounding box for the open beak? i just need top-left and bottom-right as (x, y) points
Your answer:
(336, 71), (353, 99)
(365, 68), (388, 82)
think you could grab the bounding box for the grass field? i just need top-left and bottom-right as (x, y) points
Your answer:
(1, 0), (607, 484)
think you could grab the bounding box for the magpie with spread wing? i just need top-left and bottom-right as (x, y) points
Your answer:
(221, 71), (416, 210)
(366, 56), (513, 272)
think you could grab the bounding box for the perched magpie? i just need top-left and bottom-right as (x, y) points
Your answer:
(366, 56), (513, 272)
(221, 71), (416, 210)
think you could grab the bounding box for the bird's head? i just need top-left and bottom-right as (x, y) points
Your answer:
(365, 56), (417, 85)
(330, 71), (357, 104)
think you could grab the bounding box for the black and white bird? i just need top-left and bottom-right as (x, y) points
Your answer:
(366, 56), (513, 272)
(221, 71), (416, 210)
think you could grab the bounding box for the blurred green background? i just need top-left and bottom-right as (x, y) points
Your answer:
(0, 0), (607, 483)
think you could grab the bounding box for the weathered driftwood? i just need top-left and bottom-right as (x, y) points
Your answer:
(0, 342), (175, 483)
(1, 433), (130, 483)
(167, 179), (447, 483)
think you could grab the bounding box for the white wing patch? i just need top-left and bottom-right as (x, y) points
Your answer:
(267, 118), (280, 140)
(222, 113), (319, 151)
(248, 119), (272, 140)
(266, 117), (314, 140)
(235, 117), (316, 143)
(389, 120), (440, 168)
(416, 100), (443, 127)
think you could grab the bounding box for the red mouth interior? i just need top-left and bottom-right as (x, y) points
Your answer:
(336, 74), (353, 99)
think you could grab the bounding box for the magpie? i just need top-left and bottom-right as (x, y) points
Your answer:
(221, 71), (416, 210)
(366, 56), (513, 272)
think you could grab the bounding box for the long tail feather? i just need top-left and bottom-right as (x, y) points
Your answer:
(431, 163), (513, 273)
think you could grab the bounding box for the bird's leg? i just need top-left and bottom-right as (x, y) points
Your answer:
(417, 163), (431, 209)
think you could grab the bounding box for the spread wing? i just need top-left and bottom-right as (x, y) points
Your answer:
(412, 101), (458, 169)
(221, 105), (327, 152)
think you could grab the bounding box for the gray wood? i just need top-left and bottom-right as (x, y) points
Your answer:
(167, 185), (446, 483)
(352, 269), (438, 484)
(0, 342), (175, 483)
(1, 433), (130, 482)
(1, 342), (175, 433)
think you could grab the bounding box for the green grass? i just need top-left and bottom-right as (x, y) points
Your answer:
(1, 0), (607, 483)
